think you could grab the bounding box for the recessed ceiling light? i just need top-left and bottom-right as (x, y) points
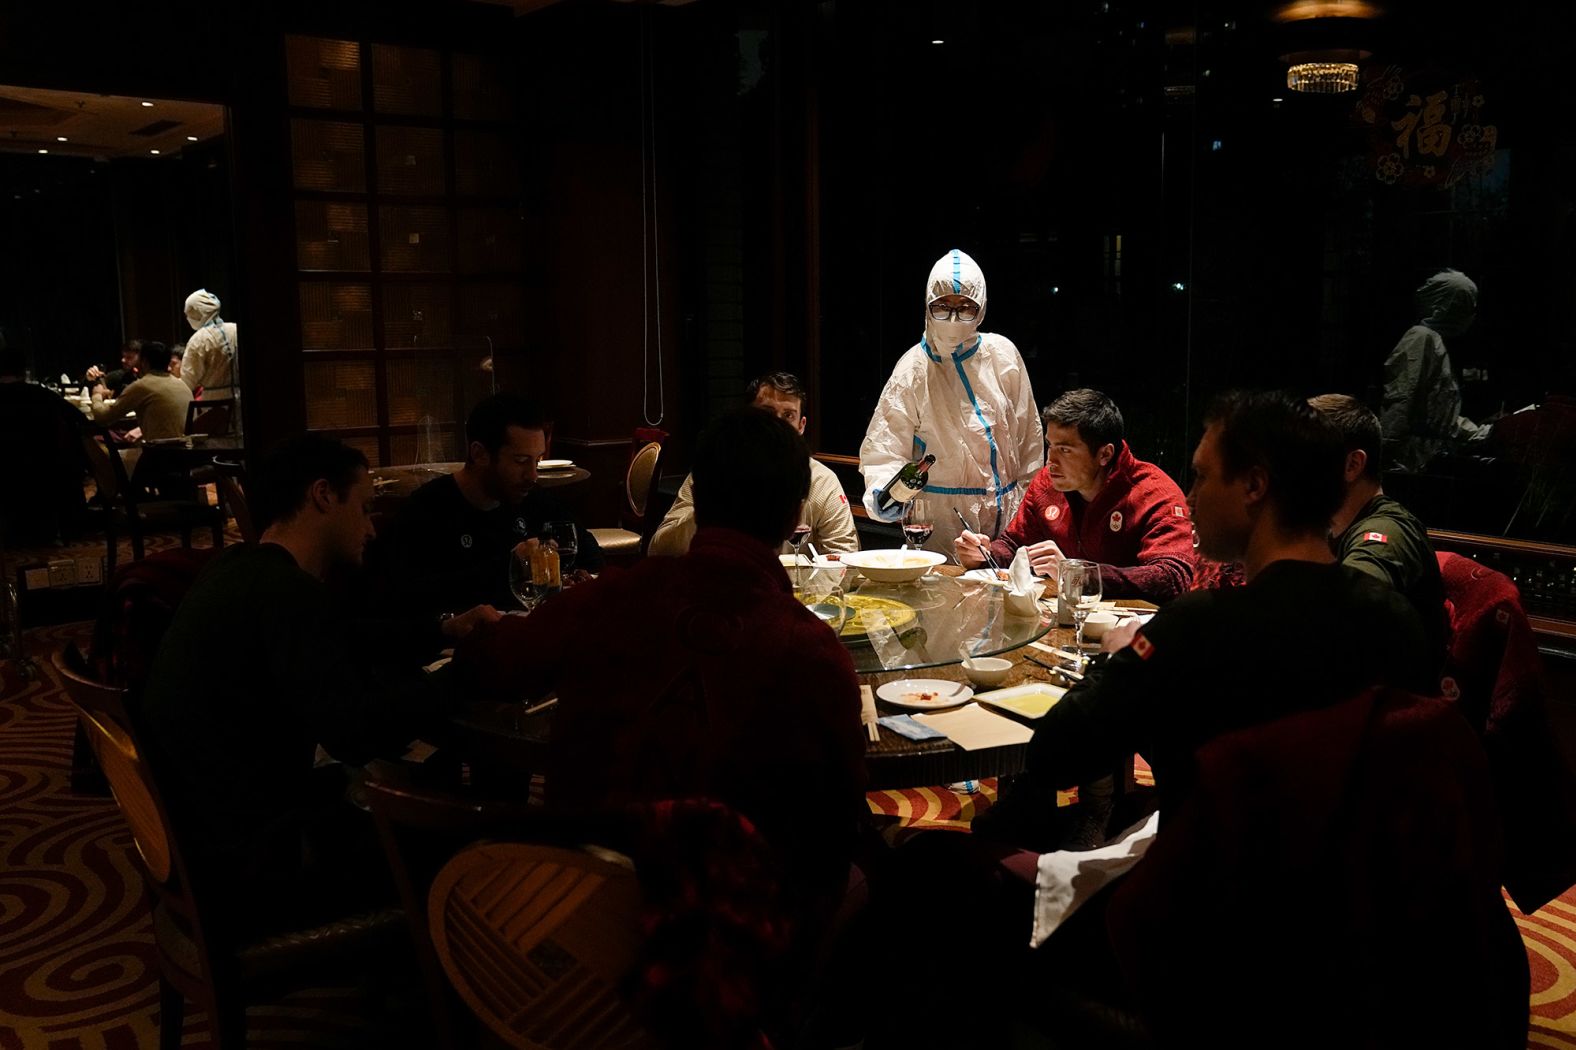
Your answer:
(56, 136), (68, 142)
(931, 38), (944, 44)
(37, 148), (48, 154)
(1272, 97), (1285, 103)
(141, 101), (154, 107)
(150, 149), (160, 155)
(186, 135), (198, 141)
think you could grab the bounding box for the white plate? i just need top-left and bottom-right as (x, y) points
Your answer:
(538, 459), (575, 471)
(876, 678), (975, 710)
(962, 568), (1013, 585)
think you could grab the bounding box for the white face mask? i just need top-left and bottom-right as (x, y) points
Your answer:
(928, 318), (980, 354)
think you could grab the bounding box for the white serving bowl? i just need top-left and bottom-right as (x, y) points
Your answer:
(961, 656), (1014, 688)
(1080, 610), (1121, 639)
(837, 549), (947, 583)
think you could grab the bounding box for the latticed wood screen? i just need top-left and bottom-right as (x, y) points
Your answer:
(286, 36), (519, 465)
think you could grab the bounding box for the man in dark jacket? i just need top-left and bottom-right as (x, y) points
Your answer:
(1310, 392), (1448, 674)
(375, 394), (602, 622)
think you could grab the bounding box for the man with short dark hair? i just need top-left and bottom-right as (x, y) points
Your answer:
(649, 371), (859, 557)
(141, 435), (496, 934)
(458, 408), (866, 933)
(1310, 393), (1447, 669)
(90, 340), (191, 443)
(955, 389), (1195, 602)
(978, 390), (1434, 847)
(84, 339), (144, 396)
(377, 393), (602, 621)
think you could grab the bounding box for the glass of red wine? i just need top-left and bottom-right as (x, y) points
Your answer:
(902, 497), (934, 551)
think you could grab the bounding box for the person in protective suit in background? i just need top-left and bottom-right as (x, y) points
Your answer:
(181, 288), (239, 401)
(1380, 269), (1491, 473)
(859, 248), (1043, 552)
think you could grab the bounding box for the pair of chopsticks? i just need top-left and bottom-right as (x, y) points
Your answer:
(951, 509), (1002, 573)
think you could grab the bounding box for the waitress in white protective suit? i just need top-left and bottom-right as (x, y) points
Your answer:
(180, 288), (239, 404)
(859, 248), (1043, 554)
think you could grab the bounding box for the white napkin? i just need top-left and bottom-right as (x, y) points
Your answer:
(1029, 811), (1161, 948)
(1008, 546), (1036, 597)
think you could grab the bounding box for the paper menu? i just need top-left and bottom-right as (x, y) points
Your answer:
(911, 703), (1034, 750)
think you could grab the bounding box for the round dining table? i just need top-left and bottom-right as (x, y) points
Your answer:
(790, 562), (1053, 675)
(372, 461), (591, 512)
(444, 572), (1155, 793)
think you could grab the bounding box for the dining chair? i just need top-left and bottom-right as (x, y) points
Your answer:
(361, 777), (548, 1050)
(185, 397), (236, 437)
(1437, 551), (1576, 913)
(1105, 686), (1527, 1048)
(79, 429), (224, 574)
(52, 646), (407, 1050)
(428, 840), (655, 1050)
(588, 427), (669, 558)
(210, 459), (258, 544)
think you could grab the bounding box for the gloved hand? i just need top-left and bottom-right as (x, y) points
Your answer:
(862, 486), (906, 523)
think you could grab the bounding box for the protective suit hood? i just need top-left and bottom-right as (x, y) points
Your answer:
(1415, 269), (1476, 337)
(923, 249), (987, 357)
(185, 289), (222, 331)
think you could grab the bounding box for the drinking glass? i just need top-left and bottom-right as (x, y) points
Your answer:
(545, 521), (579, 576)
(1058, 559), (1104, 654)
(902, 497), (934, 551)
(509, 544), (545, 612)
(787, 522), (812, 585)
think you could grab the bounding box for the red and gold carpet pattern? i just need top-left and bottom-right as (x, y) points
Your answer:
(3, 621), (1573, 1046)
(0, 624), (368, 1049)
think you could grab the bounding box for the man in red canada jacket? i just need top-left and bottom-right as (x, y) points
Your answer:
(955, 388), (1196, 602)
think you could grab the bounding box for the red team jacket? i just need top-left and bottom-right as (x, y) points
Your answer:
(988, 442), (1196, 602)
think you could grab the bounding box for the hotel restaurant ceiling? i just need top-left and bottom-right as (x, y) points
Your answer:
(0, 87), (225, 160)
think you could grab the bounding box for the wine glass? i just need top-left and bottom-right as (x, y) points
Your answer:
(787, 523), (812, 586)
(902, 497), (934, 551)
(545, 521), (578, 576)
(509, 544), (545, 612)
(1058, 559), (1103, 654)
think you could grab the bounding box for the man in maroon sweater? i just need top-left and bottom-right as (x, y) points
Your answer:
(956, 389), (1196, 603)
(456, 407), (867, 928)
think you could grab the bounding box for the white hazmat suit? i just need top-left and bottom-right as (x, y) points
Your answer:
(181, 289), (239, 399)
(1381, 269), (1488, 473)
(859, 249), (1043, 552)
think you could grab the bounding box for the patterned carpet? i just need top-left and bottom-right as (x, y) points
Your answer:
(0, 624), (380, 1049)
(2, 619), (1574, 1047)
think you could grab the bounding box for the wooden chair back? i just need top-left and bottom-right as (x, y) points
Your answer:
(186, 398), (236, 437)
(211, 461), (256, 543)
(53, 647), (173, 881)
(361, 779), (550, 1050)
(428, 841), (653, 1050)
(51, 646), (223, 999)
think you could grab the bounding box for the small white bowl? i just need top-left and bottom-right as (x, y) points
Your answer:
(838, 549), (946, 584)
(1080, 610), (1120, 639)
(962, 656), (1013, 688)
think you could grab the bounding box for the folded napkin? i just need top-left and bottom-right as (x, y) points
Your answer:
(1008, 546), (1036, 597)
(877, 713), (947, 741)
(1030, 811), (1160, 947)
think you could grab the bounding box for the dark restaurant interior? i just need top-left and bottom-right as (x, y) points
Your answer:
(2, 0), (1574, 1046)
